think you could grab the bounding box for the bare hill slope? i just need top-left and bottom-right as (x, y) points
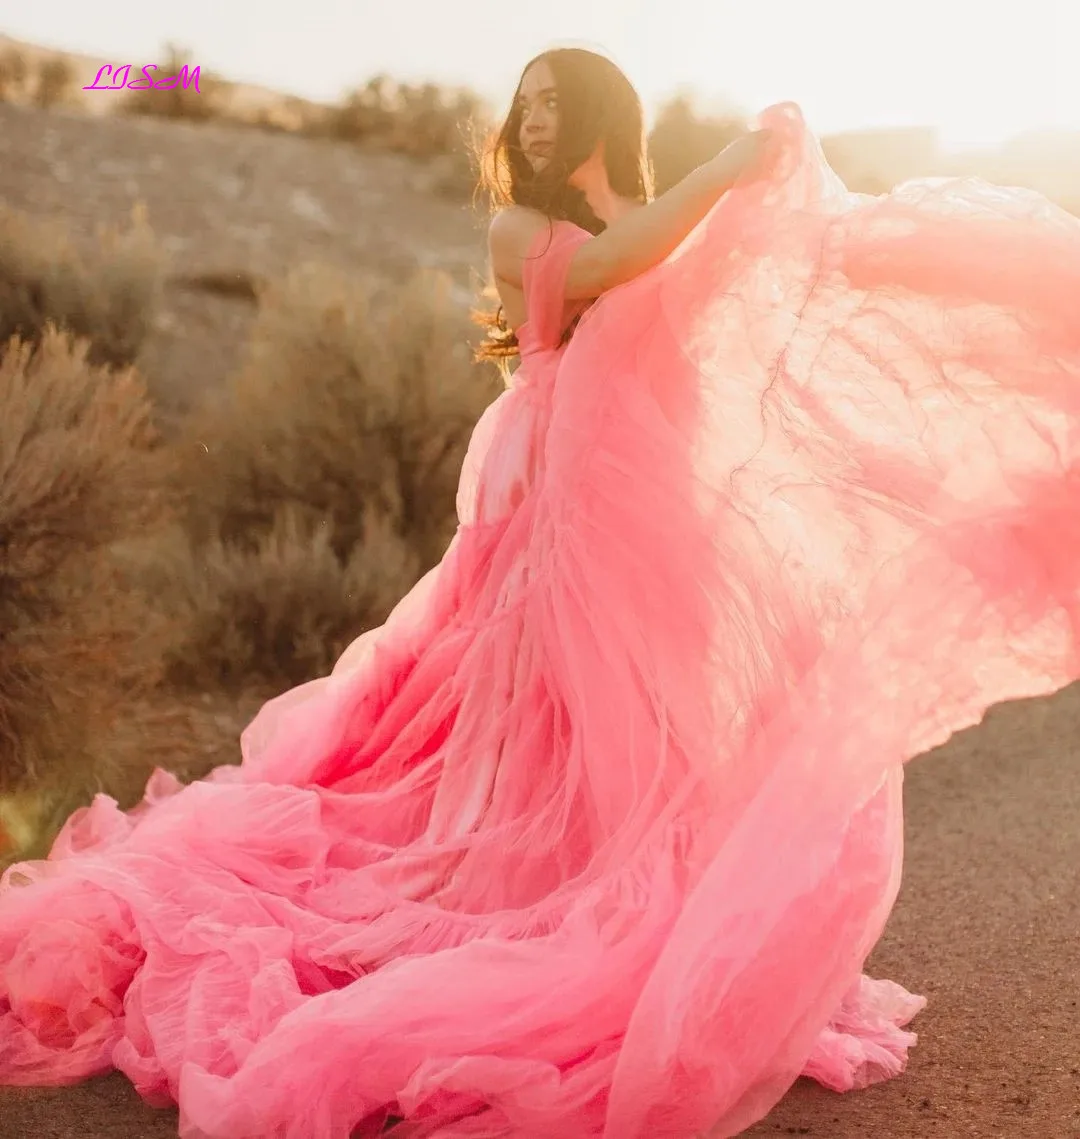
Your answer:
(0, 99), (487, 412)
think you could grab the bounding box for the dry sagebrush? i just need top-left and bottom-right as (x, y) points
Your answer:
(178, 264), (498, 565)
(316, 75), (488, 158)
(125, 509), (417, 694)
(120, 44), (233, 123)
(0, 47), (29, 103)
(138, 264), (500, 694)
(0, 331), (162, 797)
(0, 331), (249, 861)
(33, 56), (76, 110)
(0, 48), (75, 109)
(0, 202), (162, 369)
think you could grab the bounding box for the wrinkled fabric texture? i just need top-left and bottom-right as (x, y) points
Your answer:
(3, 102), (1080, 1139)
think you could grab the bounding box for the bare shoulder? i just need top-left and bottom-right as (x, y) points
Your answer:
(487, 205), (549, 249)
(487, 206), (551, 287)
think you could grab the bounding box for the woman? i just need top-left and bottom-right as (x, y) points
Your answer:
(3, 46), (1080, 1139)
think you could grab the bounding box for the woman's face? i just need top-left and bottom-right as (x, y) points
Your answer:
(517, 59), (559, 173)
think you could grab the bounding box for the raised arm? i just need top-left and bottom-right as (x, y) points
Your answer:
(488, 129), (773, 305)
(567, 130), (773, 297)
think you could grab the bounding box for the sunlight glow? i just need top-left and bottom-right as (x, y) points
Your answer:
(610, 0), (1080, 150)
(1, 0), (1078, 150)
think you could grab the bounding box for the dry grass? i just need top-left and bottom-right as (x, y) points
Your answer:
(0, 330), (186, 831)
(0, 202), (162, 369)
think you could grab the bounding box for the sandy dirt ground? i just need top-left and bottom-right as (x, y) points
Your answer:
(2, 683), (1077, 1138)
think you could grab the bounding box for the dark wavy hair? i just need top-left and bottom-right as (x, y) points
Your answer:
(472, 48), (654, 368)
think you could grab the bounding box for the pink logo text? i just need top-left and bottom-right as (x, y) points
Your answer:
(82, 64), (202, 93)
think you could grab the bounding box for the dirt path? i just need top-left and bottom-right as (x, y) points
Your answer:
(746, 685), (1080, 1138)
(2, 684), (1077, 1138)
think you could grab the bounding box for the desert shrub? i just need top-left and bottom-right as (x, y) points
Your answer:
(150, 263), (500, 694)
(128, 509), (417, 694)
(390, 82), (487, 159)
(0, 50), (76, 110)
(34, 55), (75, 109)
(0, 330), (255, 865)
(322, 75), (398, 143)
(0, 47), (29, 103)
(120, 44), (232, 123)
(647, 95), (749, 195)
(178, 263), (498, 566)
(0, 202), (162, 369)
(319, 75), (489, 165)
(0, 333), (159, 802)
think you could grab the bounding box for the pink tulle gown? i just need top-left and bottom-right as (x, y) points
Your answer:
(3, 102), (1080, 1138)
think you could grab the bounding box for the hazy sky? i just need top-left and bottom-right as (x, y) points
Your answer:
(3, 0), (1077, 148)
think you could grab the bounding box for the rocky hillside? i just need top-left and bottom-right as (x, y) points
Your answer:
(0, 98), (488, 413)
